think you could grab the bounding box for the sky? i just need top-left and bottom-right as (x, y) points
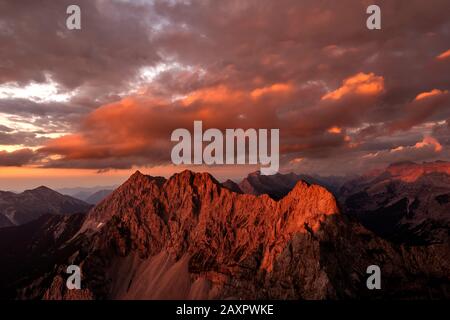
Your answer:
(0, 0), (449, 190)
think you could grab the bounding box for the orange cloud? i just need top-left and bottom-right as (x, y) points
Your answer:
(182, 85), (245, 106)
(436, 49), (450, 60)
(321, 72), (384, 100)
(289, 157), (304, 164)
(251, 83), (293, 99)
(327, 126), (342, 134)
(38, 97), (172, 165)
(414, 136), (442, 152)
(414, 89), (448, 101)
(36, 86), (282, 169)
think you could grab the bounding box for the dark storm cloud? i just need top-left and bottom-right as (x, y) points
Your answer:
(150, 0), (450, 95)
(0, 0), (161, 92)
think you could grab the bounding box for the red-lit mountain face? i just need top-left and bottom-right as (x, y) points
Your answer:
(341, 161), (450, 244)
(12, 169), (447, 300)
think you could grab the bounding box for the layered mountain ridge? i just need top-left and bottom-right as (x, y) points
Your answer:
(341, 161), (450, 244)
(0, 162), (449, 300)
(0, 186), (91, 227)
(10, 168), (447, 300)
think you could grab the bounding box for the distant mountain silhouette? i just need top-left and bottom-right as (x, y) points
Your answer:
(58, 185), (117, 202)
(85, 189), (114, 205)
(0, 186), (91, 227)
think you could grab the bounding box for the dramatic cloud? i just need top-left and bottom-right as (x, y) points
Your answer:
(321, 73), (384, 101)
(432, 119), (450, 146)
(436, 49), (450, 60)
(415, 89), (448, 101)
(1, 0), (449, 176)
(388, 89), (449, 132)
(0, 0), (161, 93)
(0, 149), (37, 166)
(414, 136), (442, 152)
(361, 136), (445, 166)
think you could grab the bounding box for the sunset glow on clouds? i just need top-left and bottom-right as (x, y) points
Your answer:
(415, 89), (448, 101)
(436, 49), (450, 60)
(321, 73), (384, 101)
(0, 0), (449, 188)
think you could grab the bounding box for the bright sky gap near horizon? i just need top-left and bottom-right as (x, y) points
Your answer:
(0, 0), (449, 190)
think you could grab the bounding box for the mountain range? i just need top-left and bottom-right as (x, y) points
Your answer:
(0, 161), (448, 300)
(57, 186), (115, 205)
(341, 161), (450, 244)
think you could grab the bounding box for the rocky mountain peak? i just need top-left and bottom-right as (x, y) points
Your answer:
(119, 170), (166, 192)
(25, 185), (58, 196)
